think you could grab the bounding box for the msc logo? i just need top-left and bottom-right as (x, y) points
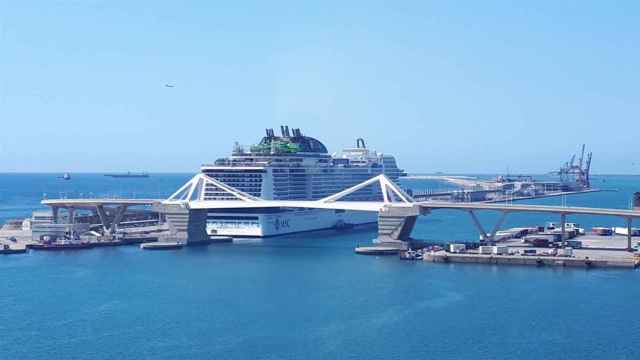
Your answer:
(274, 218), (290, 231)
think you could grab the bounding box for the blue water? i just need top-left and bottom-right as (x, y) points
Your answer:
(1, 174), (638, 360)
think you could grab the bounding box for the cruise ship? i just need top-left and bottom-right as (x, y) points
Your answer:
(199, 126), (405, 237)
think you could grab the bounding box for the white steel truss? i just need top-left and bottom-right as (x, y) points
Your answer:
(167, 174), (261, 202)
(166, 173), (412, 208)
(318, 174), (414, 205)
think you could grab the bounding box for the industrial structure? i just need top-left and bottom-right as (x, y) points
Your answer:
(38, 199), (159, 242)
(411, 144), (597, 202)
(551, 144), (593, 189)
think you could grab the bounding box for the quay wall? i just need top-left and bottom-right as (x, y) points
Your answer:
(424, 251), (639, 269)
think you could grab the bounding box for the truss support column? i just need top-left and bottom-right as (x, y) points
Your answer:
(110, 205), (128, 234)
(52, 206), (59, 224)
(157, 204), (208, 243)
(488, 211), (508, 242)
(468, 210), (488, 242)
(96, 205), (112, 233)
(376, 205), (421, 247)
(627, 217), (633, 251)
(560, 213), (567, 245)
(380, 182), (389, 203)
(68, 207), (76, 224)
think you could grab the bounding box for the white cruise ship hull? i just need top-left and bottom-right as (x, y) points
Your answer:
(206, 209), (377, 237)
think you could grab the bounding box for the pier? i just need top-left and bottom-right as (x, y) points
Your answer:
(40, 198), (160, 236)
(424, 249), (638, 268)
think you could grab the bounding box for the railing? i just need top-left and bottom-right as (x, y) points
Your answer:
(412, 188), (460, 196)
(42, 191), (169, 201)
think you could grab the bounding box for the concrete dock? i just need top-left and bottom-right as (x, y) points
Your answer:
(0, 229), (35, 254)
(424, 249), (639, 268)
(420, 232), (640, 269)
(0, 226), (162, 253)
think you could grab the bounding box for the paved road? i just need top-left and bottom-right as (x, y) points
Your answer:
(419, 202), (640, 218)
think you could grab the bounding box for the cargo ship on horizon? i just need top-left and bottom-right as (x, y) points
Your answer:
(104, 172), (150, 178)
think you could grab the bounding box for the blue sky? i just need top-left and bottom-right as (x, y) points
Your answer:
(1, 1), (638, 173)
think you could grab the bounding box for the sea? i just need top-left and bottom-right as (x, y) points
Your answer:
(0, 173), (638, 360)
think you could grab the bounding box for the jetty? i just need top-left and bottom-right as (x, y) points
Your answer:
(424, 249), (639, 269)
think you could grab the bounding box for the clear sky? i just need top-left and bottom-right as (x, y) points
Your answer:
(1, 1), (638, 174)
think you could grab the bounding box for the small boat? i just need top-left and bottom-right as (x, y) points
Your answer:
(400, 249), (424, 260)
(0, 244), (27, 255)
(140, 241), (184, 250)
(187, 236), (233, 246)
(57, 173), (71, 180)
(354, 246), (402, 255)
(209, 236), (233, 243)
(120, 237), (159, 245)
(28, 241), (94, 250)
(92, 240), (125, 247)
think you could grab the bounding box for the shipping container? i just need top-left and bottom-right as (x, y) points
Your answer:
(492, 246), (509, 255)
(613, 227), (640, 237)
(592, 227), (613, 236)
(478, 246), (493, 255)
(524, 234), (557, 244)
(449, 243), (466, 253)
(530, 238), (550, 247)
(566, 240), (582, 249)
(538, 232), (563, 242)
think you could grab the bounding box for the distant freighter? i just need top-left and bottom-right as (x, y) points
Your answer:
(104, 172), (150, 178)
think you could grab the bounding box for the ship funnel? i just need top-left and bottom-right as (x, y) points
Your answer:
(284, 125), (291, 137)
(280, 126), (286, 137)
(356, 138), (366, 149)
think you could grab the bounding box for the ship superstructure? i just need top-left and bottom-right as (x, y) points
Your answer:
(199, 126), (404, 236)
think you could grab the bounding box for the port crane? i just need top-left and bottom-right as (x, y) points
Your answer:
(552, 144), (592, 188)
